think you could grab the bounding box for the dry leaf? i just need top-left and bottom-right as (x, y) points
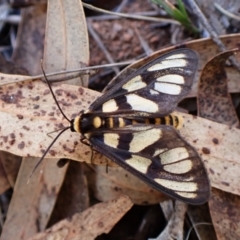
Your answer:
(86, 165), (168, 205)
(149, 201), (187, 240)
(11, 4), (46, 75)
(27, 195), (133, 240)
(198, 48), (239, 126)
(198, 49), (240, 240)
(0, 151), (21, 193)
(48, 161), (89, 227)
(0, 156), (11, 194)
(0, 157), (68, 240)
(187, 204), (216, 239)
(44, 0), (89, 86)
(209, 188), (240, 240)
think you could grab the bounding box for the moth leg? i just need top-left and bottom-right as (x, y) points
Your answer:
(80, 136), (98, 164)
(105, 160), (109, 174)
(80, 136), (91, 147)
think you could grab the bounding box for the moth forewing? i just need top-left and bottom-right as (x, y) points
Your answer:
(90, 49), (199, 116)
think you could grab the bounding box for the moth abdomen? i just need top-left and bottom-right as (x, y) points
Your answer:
(72, 113), (183, 134)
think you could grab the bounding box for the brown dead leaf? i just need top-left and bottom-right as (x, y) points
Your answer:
(197, 48), (240, 240)
(0, 151), (21, 193)
(0, 157), (68, 240)
(11, 4), (46, 75)
(27, 195), (133, 240)
(187, 204), (216, 239)
(86, 165), (168, 205)
(209, 188), (240, 240)
(44, 0), (89, 86)
(48, 161), (89, 227)
(198, 48), (239, 126)
(0, 156), (11, 194)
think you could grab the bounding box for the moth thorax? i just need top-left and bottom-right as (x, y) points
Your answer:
(78, 113), (99, 134)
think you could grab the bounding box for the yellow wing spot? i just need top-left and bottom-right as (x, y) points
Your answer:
(129, 128), (162, 152)
(126, 155), (152, 174)
(102, 99), (118, 112)
(93, 116), (102, 128)
(154, 178), (198, 192)
(150, 89), (159, 95)
(103, 133), (119, 148)
(156, 74), (185, 84)
(160, 147), (189, 165)
(126, 94), (158, 113)
(154, 82), (182, 95)
(165, 53), (186, 60)
(147, 59), (187, 71)
(175, 191), (197, 199)
(153, 148), (167, 157)
(163, 159), (192, 174)
(122, 75), (146, 91)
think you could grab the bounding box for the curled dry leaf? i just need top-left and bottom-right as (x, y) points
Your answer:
(198, 49), (240, 240)
(27, 195), (133, 240)
(198, 48), (239, 127)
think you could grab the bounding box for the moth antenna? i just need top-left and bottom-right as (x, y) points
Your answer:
(40, 60), (71, 123)
(28, 62), (72, 181)
(28, 126), (70, 182)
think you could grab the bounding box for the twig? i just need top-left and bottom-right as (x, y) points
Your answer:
(87, 10), (162, 21)
(83, 2), (180, 25)
(214, 3), (240, 22)
(87, 21), (119, 75)
(186, 0), (240, 71)
(134, 27), (153, 55)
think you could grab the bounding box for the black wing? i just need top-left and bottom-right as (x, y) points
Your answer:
(89, 49), (198, 117)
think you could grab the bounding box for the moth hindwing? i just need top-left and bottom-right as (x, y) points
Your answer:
(44, 48), (210, 205)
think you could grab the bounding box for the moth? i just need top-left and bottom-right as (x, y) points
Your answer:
(41, 48), (210, 205)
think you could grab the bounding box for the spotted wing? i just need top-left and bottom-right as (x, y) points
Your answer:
(88, 124), (210, 205)
(89, 49), (198, 116)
